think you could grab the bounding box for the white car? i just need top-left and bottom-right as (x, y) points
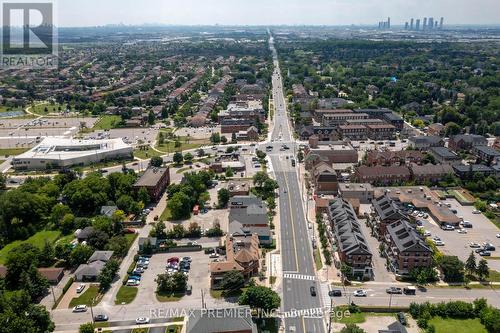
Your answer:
(353, 289), (367, 297)
(126, 279), (140, 286)
(72, 305), (87, 312)
(470, 242), (481, 248)
(76, 284), (86, 293)
(423, 230), (431, 237)
(135, 317), (150, 324)
(496, 234), (500, 238)
(434, 240), (445, 246)
(457, 229), (467, 234)
(472, 210), (481, 214)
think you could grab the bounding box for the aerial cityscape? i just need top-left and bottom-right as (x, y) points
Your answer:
(0, 1), (499, 333)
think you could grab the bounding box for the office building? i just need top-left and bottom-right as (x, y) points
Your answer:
(410, 18), (414, 30)
(440, 17), (444, 29)
(405, 22), (409, 30)
(423, 17), (427, 30)
(416, 19), (420, 30)
(428, 17), (434, 30)
(387, 17), (391, 29)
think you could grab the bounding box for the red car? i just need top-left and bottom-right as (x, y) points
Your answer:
(167, 257), (179, 263)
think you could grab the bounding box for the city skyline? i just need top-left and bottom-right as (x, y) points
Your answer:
(52, 0), (500, 27)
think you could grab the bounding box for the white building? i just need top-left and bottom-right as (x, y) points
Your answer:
(12, 138), (133, 170)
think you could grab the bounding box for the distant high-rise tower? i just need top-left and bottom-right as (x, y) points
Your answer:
(416, 19), (421, 30)
(405, 22), (409, 30)
(429, 17), (434, 30)
(423, 17), (427, 30)
(440, 17), (444, 29)
(410, 18), (414, 30)
(434, 21), (438, 29)
(387, 17), (391, 29)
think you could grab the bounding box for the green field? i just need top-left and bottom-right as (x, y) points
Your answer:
(30, 102), (66, 115)
(160, 206), (172, 221)
(156, 135), (208, 153)
(428, 317), (487, 333)
(156, 291), (184, 302)
(0, 106), (23, 113)
(134, 147), (164, 159)
(0, 148), (30, 157)
(93, 115), (122, 130)
(69, 285), (101, 308)
(0, 230), (61, 264)
(115, 286), (138, 305)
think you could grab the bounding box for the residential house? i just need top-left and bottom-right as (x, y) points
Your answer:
(354, 166), (411, 185)
(338, 124), (367, 140)
(75, 226), (94, 243)
(327, 198), (372, 279)
(472, 146), (500, 166)
(408, 136), (444, 151)
(311, 162), (339, 195)
(366, 151), (424, 167)
(428, 147), (461, 165)
(453, 164), (495, 180)
(209, 234), (260, 287)
(228, 196), (271, 245)
(133, 167), (170, 202)
(366, 124), (397, 140)
(100, 205), (118, 218)
(409, 163), (454, 183)
(427, 123), (445, 136)
(449, 134), (487, 152)
(384, 220), (432, 275)
(371, 194), (407, 238)
(74, 250), (114, 281)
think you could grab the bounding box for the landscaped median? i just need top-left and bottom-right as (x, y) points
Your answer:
(115, 285), (138, 305)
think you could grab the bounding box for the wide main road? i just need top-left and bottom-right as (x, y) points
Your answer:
(268, 33), (326, 333)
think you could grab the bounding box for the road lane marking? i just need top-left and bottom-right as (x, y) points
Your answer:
(283, 170), (300, 272)
(284, 273), (317, 281)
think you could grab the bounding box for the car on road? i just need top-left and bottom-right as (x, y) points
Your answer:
(434, 240), (445, 246)
(441, 224), (454, 231)
(310, 286), (316, 296)
(72, 305), (87, 312)
(94, 314), (109, 322)
(353, 289), (367, 297)
(386, 287), (403, 294)
(403, 286), (416, 295)
(472, 209), (481, 214)
(397, 312), (407, 325)
(135, 317), (150, 324)
(328, 289), (342, 297)
(479, 251), (491, 257)
(76, 284), (86, 293)
(462, 221), (473, 228)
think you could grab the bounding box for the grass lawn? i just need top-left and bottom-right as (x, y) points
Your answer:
(314, 248), (323, 270)
(69, 285), (101, 308)
(156, 291), (184, 302)
(334, 309), (390, 325)
(160, 206), (172, 221)
(30, 102), (66, 115)
(125, 233), (138, 247)
(93, 115), (122, 130)
(132, 329), (149, 333)
(0, 148), (30, 157)
(115, 286), (138, 305)
(487, 270), (500, 282)
(428, 317), (487, 333)
(156, 136), (208, 153)
(209, 288), (245, 299)
(0, 230), (61, 264)
(166, 325), (182, 333)
(134, 147), (164, 159)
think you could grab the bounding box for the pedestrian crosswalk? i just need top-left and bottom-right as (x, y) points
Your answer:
(283, 273), (317, 281)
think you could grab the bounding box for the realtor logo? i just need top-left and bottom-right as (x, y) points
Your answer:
(1, 1), (57, 68)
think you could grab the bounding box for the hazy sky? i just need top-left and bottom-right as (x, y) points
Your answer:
(56, 0), (500, 27)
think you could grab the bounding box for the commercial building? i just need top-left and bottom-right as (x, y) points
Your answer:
(12, 138), (133, 170)
(338, 183), (374, 204)
(133, 167), (170, 202)
(311, 162), (339, 195)
(304, 141), (358, 169)
(185, 306), (257, 333)
(228, 196), (271, 245)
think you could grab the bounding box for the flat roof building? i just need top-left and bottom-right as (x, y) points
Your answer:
(12, 138), (133, 170)
(133, 167), (170, 202)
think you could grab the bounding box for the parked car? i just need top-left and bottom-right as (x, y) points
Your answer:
(457, 229), (467, 234)
(209, 253), (219, 259)
(397, 312), (407, 325)
(434, 240), (445, 246)
(72, 305), (87, 312)
(127, 279), (140, 286)
(386, 287), (403, 294)
(128, 275), (141, 281)
(186, 285), (192, 295)
(94, 314), (109, 322)
(423, 230), (431, 237)
(353, 289), (367, 297)
(462, 221), (473, 228)
(479, 251), (491, 257)
(470, 242), (481, 248)
(76, 284), (86, 293)
(135, 317), (150, 324)
(484, 244), (496, 251)
(328, 289), (342, 297)
(182, 256), (192, 263)
(441, 224), (454, 231)
(472, 210), (481, 214)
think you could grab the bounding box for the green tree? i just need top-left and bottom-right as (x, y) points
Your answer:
(439, 256), (465, 282)
(168, 192), (191, 220)
(150, 220), (167, 239)
(477, 259), (489, 281)
(238, 286), (281, 312)
(0, 173), (6, 190)
(217, 188), (230, 208)
(184, 152), (194, 164)
(0, 290), (54, 332)
(148, 110), (155, 125)
(39, 241), (55, 267)
(173, 152), (183, 165)
(70, 244), (93, 266)
(465, 252), (477, 276)
(225, 167), (234, 178)
(340, 324), (366, 333)
(106, 235), (129, 257)
(150, 156), (163, 167)
(137, 187), (150, 206)
(79, 323), (95, 333)
(218, 270), (245, 291)
(210, 132), (221, 144)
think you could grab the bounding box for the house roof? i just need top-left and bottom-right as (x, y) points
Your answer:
(474, 145), (500, 157)
(356, 165), (411, 177)
(88, 251), (113, 263)
(409, 135), (443, 145)
(186, 307), (257, 333)
(429, 147), (459, 159)
(134, 167), (169, 187)
(38, 267), (64, 281)
(372, 194), (406, 221)
(410, 163), (454, 176)
(74, 261), (106, 278)
(76, 226), (94, 240)
(386, 220), (431, 253)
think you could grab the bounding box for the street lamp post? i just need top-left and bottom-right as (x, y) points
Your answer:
(90, 297), (95, 324)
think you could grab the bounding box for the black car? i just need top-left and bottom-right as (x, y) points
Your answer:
(94, 314), (109, 322)
(328, 289), (342, 297)
(310, 286), (316, 296)
(397, 312), (407, 325)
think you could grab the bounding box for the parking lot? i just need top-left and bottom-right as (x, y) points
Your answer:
(175, 126), (220, 139)
(416, 198), (499, 271)
(132, 250), (212, 306)
(83, 127), (159, 147)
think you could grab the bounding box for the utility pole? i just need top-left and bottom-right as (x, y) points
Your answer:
(90, 297), (95, 324)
